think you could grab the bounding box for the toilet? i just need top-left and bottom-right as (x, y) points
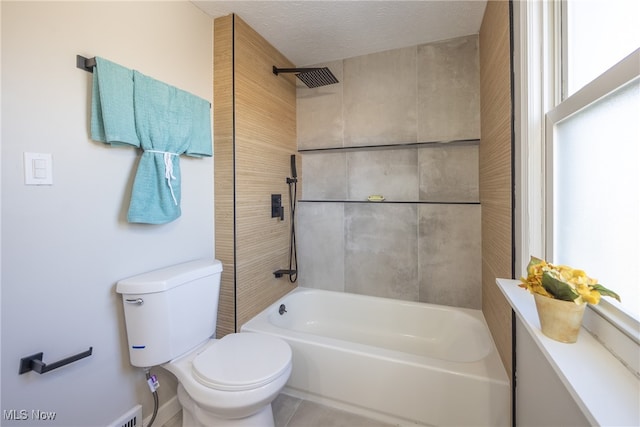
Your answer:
(116, 259), (292, 427)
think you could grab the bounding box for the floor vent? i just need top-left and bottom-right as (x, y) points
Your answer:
(108, 405), (142, 427)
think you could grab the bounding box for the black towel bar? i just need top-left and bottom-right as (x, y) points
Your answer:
(19, 347), (93, 375)
(76, 54), (212, 108)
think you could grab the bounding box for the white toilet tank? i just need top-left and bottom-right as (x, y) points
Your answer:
(116, 259), (223, 367)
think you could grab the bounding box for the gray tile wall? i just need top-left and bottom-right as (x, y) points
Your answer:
(343, 47), (417, 146)
(297, 202), (345, 292)
(418, 204), (481, 308)
(418, 35), (481, 142)
(345, 203), (419, 300)
(296, 35), (482, 309)
(297, 34), (480, 150)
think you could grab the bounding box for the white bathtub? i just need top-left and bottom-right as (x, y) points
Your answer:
(241, 287), (510, 426)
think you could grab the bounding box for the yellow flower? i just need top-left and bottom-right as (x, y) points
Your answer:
(519, 256), (620, 305)
(575, 283), (601, 305)
(519, 257), (554, 298)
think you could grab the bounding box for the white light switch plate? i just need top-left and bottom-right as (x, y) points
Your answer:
(24, 152), (53, 185)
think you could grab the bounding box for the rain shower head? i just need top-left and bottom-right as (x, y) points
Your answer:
(272, 66), (339, 88)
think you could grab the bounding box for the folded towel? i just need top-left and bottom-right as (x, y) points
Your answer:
(90, 57), (212, 224)
(90, 57), (139, 147)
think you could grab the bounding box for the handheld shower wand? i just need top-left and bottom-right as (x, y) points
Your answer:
(287, 154), (297, 183)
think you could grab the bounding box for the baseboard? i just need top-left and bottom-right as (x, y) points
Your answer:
(143, 395), (180, 427)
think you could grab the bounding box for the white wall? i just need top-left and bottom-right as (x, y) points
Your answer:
(515, 317), (590, 426)
(1, 2), (213, 425)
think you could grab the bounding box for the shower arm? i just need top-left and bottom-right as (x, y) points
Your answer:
(272, 66), (324, 75)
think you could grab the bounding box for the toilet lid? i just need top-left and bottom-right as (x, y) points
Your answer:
(192, 333), (292, 391)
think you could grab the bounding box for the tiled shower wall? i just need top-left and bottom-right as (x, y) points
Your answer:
(296, 35), (482, 309)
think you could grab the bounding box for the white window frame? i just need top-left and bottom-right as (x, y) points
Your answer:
(514, 0), (639, 376)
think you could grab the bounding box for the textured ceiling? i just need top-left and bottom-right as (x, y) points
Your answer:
(192, 1), (488, 66)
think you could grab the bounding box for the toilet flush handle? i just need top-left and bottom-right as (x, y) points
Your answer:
(125, 298), (144, 306)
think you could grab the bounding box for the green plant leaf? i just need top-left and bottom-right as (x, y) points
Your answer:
(592, 284), (621, 302)
(527, 256), (545, 276)
(542, 272), (579, 302)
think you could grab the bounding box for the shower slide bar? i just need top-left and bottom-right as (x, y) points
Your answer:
(19, 347), (93, 375)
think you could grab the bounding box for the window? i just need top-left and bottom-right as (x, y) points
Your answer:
(551, 75), (639, 320)
(549, 0), (640, 322)
(515, 0), (639, 372)
(564, 0), (640, 97)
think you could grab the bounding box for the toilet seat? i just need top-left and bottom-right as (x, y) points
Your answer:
(192, 333), (292, 391)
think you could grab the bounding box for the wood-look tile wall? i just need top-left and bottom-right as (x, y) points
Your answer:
(214, 14), (298, 337)
(213, 15), (235, 338)
(479, 1), (514, 377)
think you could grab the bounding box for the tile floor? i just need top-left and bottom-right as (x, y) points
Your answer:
(163, 393), (397, 427)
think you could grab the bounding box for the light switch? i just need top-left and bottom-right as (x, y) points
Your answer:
(33, 159), (47, 178)
(24, 152), (53, 185)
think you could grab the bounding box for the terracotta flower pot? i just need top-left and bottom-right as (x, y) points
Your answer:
(533, 293), (586, 343)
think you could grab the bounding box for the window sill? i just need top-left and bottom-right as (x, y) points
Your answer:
(497, 278), (640, 426)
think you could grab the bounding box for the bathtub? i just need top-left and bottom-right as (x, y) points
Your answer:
(241, 287), (510, 426)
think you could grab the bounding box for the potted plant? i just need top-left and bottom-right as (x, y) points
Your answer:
(519, 256), (620, 343)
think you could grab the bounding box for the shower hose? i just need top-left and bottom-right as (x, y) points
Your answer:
(287, 176), (298, 283)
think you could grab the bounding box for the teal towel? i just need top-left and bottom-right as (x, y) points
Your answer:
(90, 57), (212, 224)
(90, 57), (139, 147)
(128, 71), (212, 224)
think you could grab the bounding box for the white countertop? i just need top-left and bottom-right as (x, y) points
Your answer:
(497, 278), (640, 426)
